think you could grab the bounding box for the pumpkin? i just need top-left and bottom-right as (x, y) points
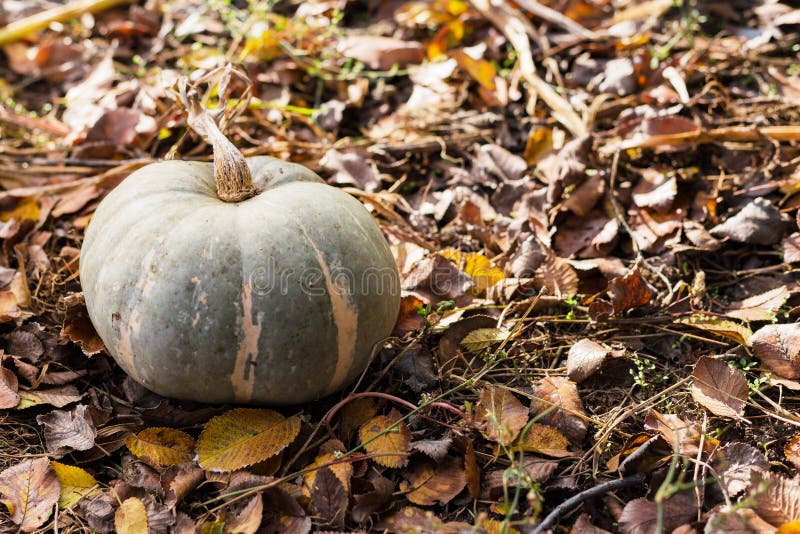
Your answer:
(79, 76), (400, 405)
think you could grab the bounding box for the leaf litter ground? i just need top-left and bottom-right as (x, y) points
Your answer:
(2, 0), (800, 532)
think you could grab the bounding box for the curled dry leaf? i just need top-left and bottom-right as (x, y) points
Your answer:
(302, 440), (353, 498)
(402, 455), (467, 506)
(0, 458), (60, 532)
(644, 410), (705, 458)
(197, 408), (301, 472)
(60, 293), (105, 356)
(751, 323), (800, 379)
(359, 409), (411, 468)
(51, 462), (99, 508)
(675, 315), (753, 346)
(690, 357), (748, 419)
(607, 267), (655, 314)
(533, 252), (579, 298)
(114, 497), (148, 534)
(36, 404), (97, 454)
(474, 386), (529, 446)
(125, 427), (195, 467)
(567, 339), (609, 383)
(784, 233), (800, 264)
(162, 463), (204, 508)
(705, 506), (777, 534)
(571, 513), (612, 534)
(411, 437), (453, 462)
(341, 397), (378, 438)
(530, 377), (588, 445)
(401, 253), (474, 304)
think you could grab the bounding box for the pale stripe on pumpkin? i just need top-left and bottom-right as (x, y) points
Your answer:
(230, 283), (263, 402)
(303, 233), (358, 395)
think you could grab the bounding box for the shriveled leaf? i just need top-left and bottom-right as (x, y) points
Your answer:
(712, 442), (770, 498)
(115, 497), (148, 534)
(51, 462), (99, 508)
(533, 252), (579, 298)
(302, 440), (352, 498)
(125, 427), (195, 467)
(36, 404), (96, 454)
(474, 386), (529, 446)
(60, 293), (105, 356)
(402, 254), (474, 303)
(675, 315), (753, 346)
(706, 506), (777, 533)
(752, 323), (800, 379)
(394, 294), (427, 335)
(514, 423), (573, 458)
(460, 328), (511, 351)
(411, 437), (453, 462)
(162, 463), (204, 508)
(16, 385), (83, 409)
(567, 339), (609, 383)
(197, 408), (301, 472)
(0, 367), (20, 408)
(644, 410), (705, 457)
(402, 456), (466, 506)
(607, 267), (656, 314)
(359, 410), (411, 468)
(450, 50), (496, 90)
(690, 357), (748, 419)
(786, 435), (800, 470)
(0, 458), (59, 532)
(530, 377), (588, 445)
(320, 148), (382, 193)
(750, 472), (800, 526)
(440, 250), (505, 295)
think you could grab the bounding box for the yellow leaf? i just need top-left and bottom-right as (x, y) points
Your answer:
(513, 423), (572, 458)
(51, 462), (99, 508)
(482, 519), (521, 534)
(440, 250), (505, 294)
(115, 497), (148, 534)
(125, 427), (195, 467)
(778, 520), (800, 534)
(302, 451), (353, 499)
(524, 128), (553, 164)
(675, 315), (753, 346)
(450, 51), (496, 90)
(0, 196), (39, 222)
(359, 410), (411, 468)
(197, 408), (300, 472)
(474, 386), (529, 446)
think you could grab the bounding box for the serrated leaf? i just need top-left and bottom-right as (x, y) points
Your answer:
(125, 427), (195, 467)
(0, 458), (59, 532)
(16, 385), (83, 409)
(675, 315), (752, 346)
(460, 328), (511, 351)
(440, 249), (505, 294)
(197, 409), (300, 472)
(51, 462), (99, 508)
(115, 497), (148, 534)
(402, 455), (466, 506)
(359, 410), (411, 468)
(691, 357), (748, 419)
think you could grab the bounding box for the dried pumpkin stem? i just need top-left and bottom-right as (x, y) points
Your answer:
(178, 73), (256, 203)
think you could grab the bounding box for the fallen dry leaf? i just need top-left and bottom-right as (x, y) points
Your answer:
(0, 458), (60, 532)
(690, 356), (748, 419)
(197, 408), (301, 472)
(607, 267), (656, 314)
(359, 409), (411, 468)
(125, 427), (195, 467)
(311, 467), (347, 527)
(402, 455), (467, 506)
(114, 497), (148, 534)
(0, 367), (20, 408)
(619, 493), (698, 534)
(751, 323), (800, 379)
(711, 198), (787, 245)
(36, 404), (97, 454)
(567, 339), (610, 383)
(474, 386), (529, 446)
(530, 377), (588, 445)
(337, 35), (424, 70)
(51, 462), (100, 509)
(675, 315), (753, 346)
(750, 471), (800, 526)
(514, 423), (573, 458)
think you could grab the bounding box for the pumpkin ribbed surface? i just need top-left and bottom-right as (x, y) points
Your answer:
(80, 156), (400, 404)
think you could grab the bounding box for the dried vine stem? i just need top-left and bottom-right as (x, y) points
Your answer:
(174, 64), (256, 202)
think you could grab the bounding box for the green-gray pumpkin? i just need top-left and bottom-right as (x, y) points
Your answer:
(80, 104), (399, 405)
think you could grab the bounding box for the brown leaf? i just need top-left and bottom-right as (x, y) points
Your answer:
(121, 456), (161, 494)
(320, 149), (382, 192)
(567, 339), (609, 383)
(562, 173), (606, 217)
(60, 293), (105, 356)
(705, 506), (777, 534)
(712, 442), (770, 498)
(16, 385), (84, 409)
(607, 267), (656, 314)
(463, 438), (480, 500)
(632, 172), (677, 212)
(786, 435), (800, 471)
(676, 314), (753, 346)
(0, 367), (20, 408)
(533, 251), (579, 298)
(0, 458), (60, 532)
(262, 485), (311, 534)
(644, 410), (703, 457)
(619, 493), (698, 534)
(725, 286), (790, 322)
(337, 35), (424, 70)
(752, 323), (800, 379)
(411, 437), (453, 462)
(394, 295), (427, 335)
(36, 404), (97, 454)
(474, 386), (529, 446)
(401, 253), (474, 304)
(226, 493), (263, 534)
(530, 377), (587, 445)
(351, 474), (393, 523)
(402, 455), (467, 506)
(710, 198), (787, 246)
(341, 397), (378, 438)
(690, 357), (748, 419)
(571, 513), (612, 534)
(750, 472), (800, 526)
(359, 409), (411, 468)
(378, 506), (450, 532)
(311, 467), (347, 527)
(161, 463), (204, 508)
